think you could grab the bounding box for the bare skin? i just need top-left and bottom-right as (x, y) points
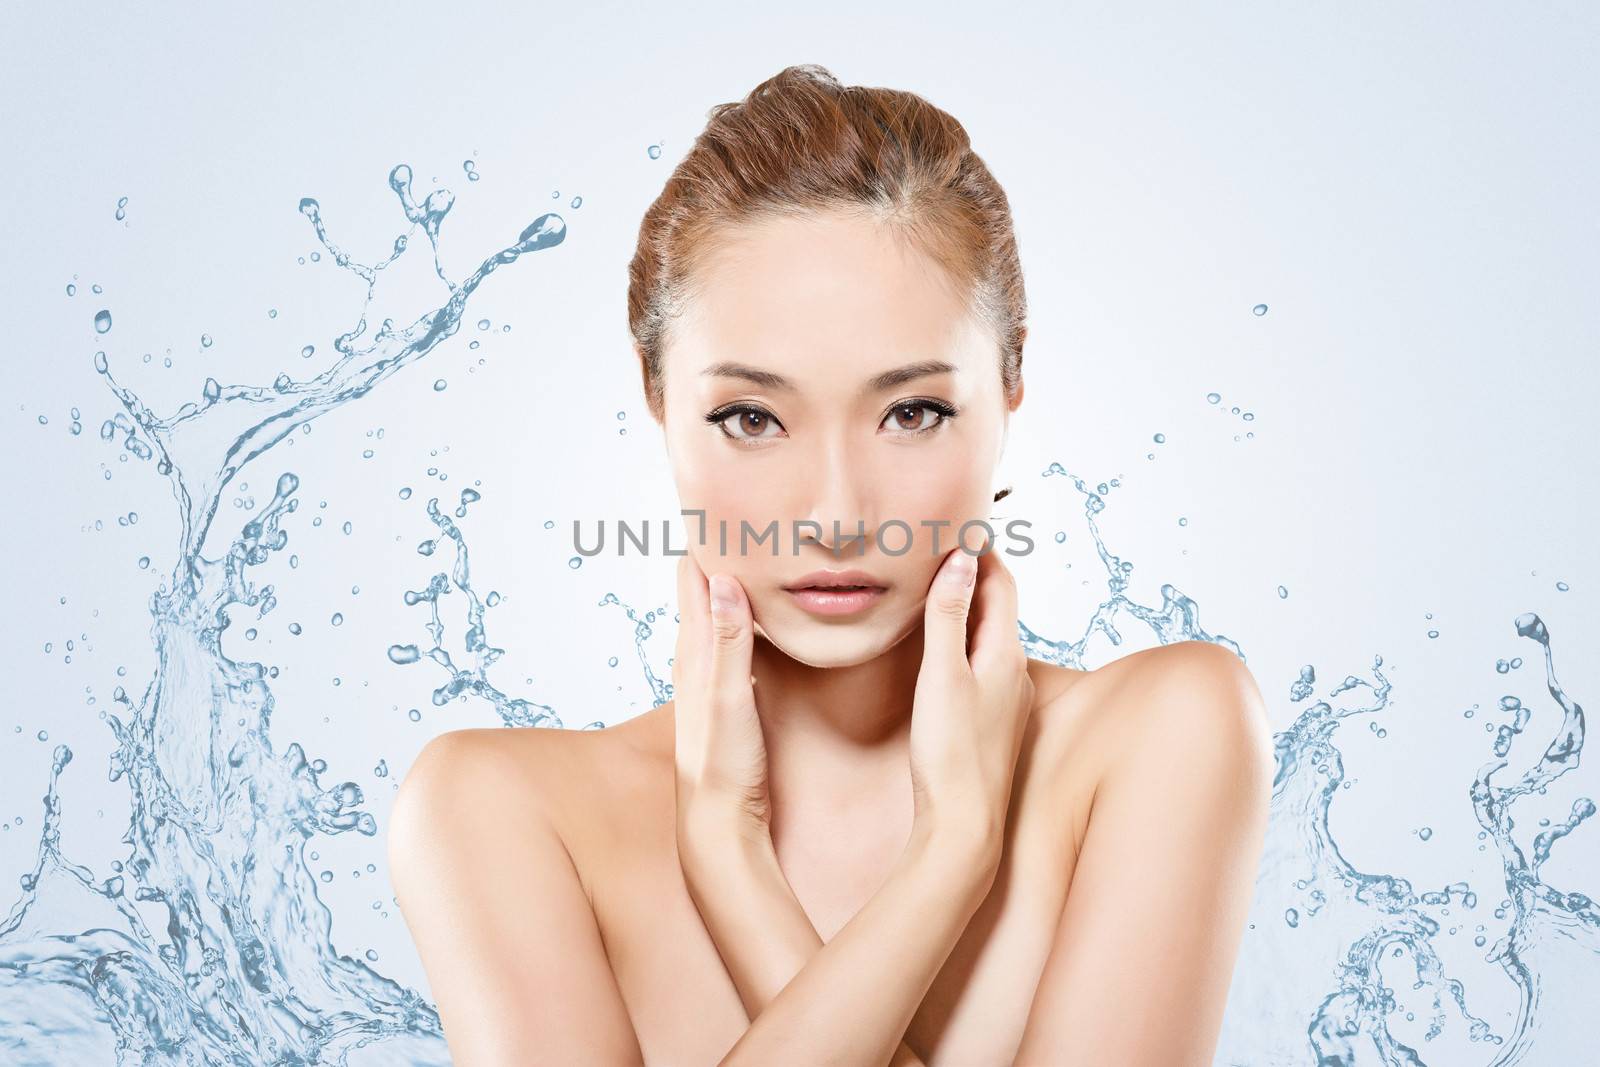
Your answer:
(388, 207), (1274, 1065)
(390, 634), (1269, 1065)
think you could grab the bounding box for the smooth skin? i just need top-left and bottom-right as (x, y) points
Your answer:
(388, 209), (1274, 1065)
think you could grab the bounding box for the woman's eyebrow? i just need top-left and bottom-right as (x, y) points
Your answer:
(864, 359), (958, 393)
(700, 359), (958, 394)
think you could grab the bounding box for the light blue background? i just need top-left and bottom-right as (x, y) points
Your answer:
(2, 2), (1595, 1063)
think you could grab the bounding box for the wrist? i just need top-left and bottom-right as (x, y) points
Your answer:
(904, 812), (1003, 887)
(677, 800), (775, 882)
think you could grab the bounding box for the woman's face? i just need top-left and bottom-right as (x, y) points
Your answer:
(656, 209), (1021, 668)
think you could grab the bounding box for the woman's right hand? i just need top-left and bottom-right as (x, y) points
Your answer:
(907, 546), (1036, 872)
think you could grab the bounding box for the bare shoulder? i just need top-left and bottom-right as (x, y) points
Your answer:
(1098, 640), (1272, 754)
(386, 723), (651, 1064)
(390, 713), (669, 859)
(1008, 643), (1274, 1063)
(1021, 642), (1273, 806)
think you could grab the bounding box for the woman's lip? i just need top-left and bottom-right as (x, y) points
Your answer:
(784, 568), (887, 590)
(784, 586), (887, 617)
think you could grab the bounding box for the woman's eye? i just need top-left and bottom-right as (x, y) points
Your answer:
(881, 401), (952, 434)
(716, 407), (785, 442)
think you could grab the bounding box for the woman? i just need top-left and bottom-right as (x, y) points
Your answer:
(388, 64), (1273, 1066)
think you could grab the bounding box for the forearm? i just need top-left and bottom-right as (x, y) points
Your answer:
(681, 829), (820, 1011)
(682, 831), (931, 1066)
(699, 825), (996, 1067)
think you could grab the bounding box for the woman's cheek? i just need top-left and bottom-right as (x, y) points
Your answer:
(886, 469), (987, 549)
(685, 483), (793, 562)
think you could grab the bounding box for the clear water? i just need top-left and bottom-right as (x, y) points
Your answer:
(0, 166), (1592, 1066)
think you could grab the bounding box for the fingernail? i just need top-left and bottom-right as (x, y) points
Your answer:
(945, 550), (976, 587)
(709, 574), (739, 614)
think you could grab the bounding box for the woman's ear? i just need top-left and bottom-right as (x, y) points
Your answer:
(1009, 372), (1025, 413)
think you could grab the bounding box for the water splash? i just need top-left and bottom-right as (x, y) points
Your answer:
(4, 159), (1594, 1067)
(0, 163), (562, 1065)
(1013, 464), (1594, 1062)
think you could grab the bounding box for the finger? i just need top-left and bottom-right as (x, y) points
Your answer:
(921, 547), (978, 672)
(968, 548), (1021, 674)
(707, 572), (755, 702)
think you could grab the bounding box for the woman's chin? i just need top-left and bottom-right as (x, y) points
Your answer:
(752, 612), (916, 669)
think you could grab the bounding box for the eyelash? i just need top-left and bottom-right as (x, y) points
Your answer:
(704, 398), (961, 445)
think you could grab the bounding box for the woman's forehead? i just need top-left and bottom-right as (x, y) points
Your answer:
(669, 215), (988, 388)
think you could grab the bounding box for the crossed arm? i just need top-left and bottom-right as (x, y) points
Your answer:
(678, 810), (993, 1067)
(388, 642), (1273, 1067)
(683, 645), (1272, 1066)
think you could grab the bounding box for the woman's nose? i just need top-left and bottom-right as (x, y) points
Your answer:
(794, 440), (875, 553)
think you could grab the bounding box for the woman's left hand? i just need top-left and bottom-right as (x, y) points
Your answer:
(672, 552), (772, 864)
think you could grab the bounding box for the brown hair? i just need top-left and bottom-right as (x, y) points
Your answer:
(627, 63), (1027, 423)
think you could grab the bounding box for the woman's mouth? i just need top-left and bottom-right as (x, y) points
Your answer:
(782, 570), (889, 617)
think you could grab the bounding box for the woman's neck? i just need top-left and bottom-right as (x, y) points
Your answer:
(749, 625), (926, 833)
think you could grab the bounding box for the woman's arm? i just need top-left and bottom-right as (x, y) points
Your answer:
(389, 730), (646, 1067)
(1011, 641), (1274, 1066)
(683, 813), (998, 1067)
(672, 548), (1030, 1066)
(678, 808), (972, 1067)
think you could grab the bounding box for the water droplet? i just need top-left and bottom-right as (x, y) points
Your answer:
(1205, 392), (1220, 404)
(1153, 432), (1165, 443)
(433, 378), (448, 391)
(331, 612), (344, 626)
(648, 143), (662, 159)
(115, 196), (129, 221)
(571, 195), (583, 208)
(568, 556), (583, 569)
(201, 334), (213, 348)
(1277, 585), (1288, 599)
(94, 309), (113, 333)
(1252, 303), (1268, 316)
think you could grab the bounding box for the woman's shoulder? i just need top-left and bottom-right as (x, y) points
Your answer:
(391, 717), (670, 873)
(393, 712), (673, 834)
(1029, 639), (1262, 718)
(1022, 641), (1270, 793)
